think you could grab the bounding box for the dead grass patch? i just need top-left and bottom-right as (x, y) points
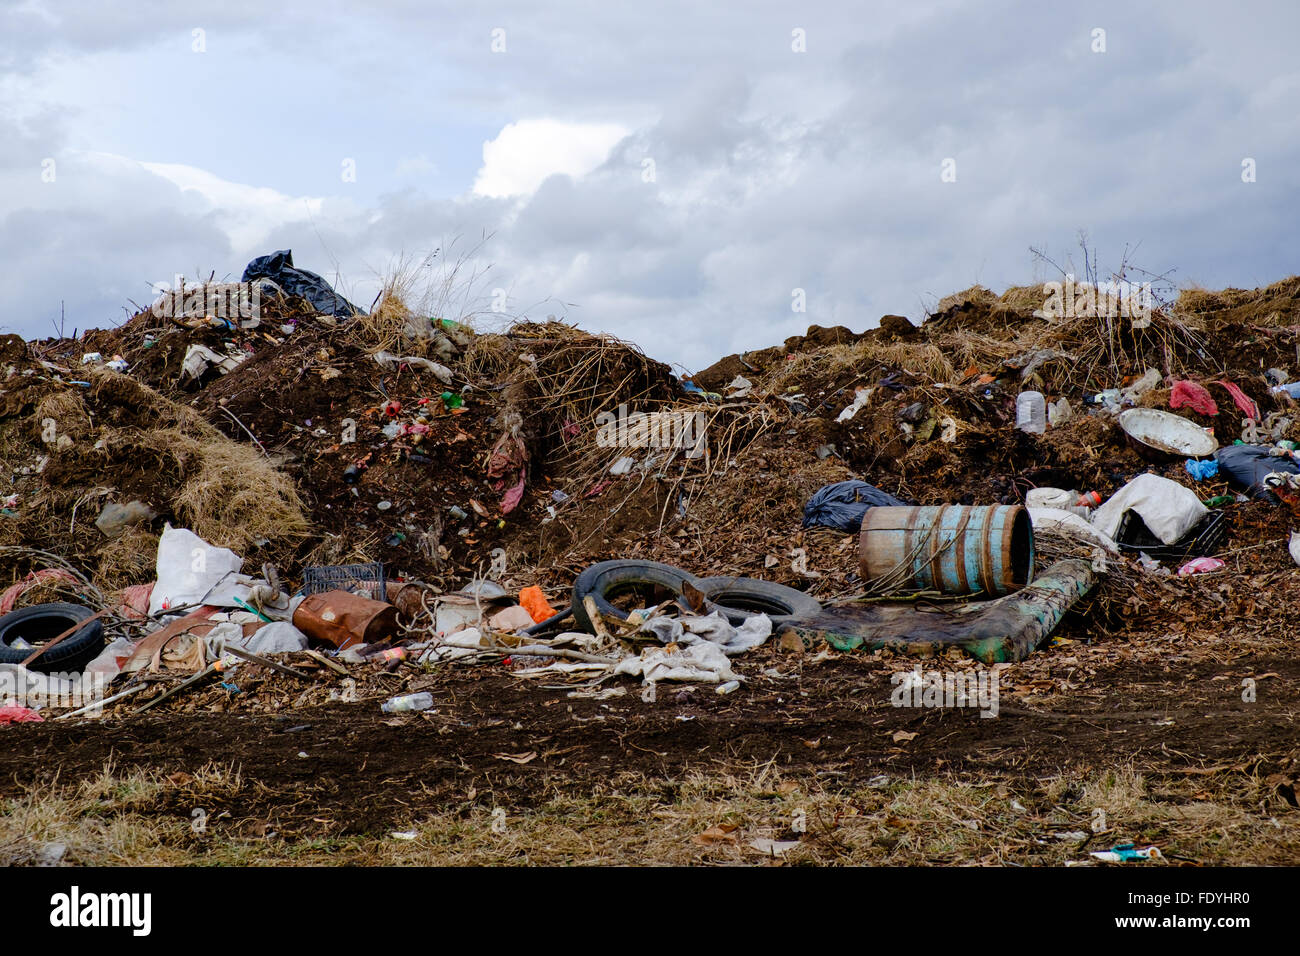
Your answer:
(4, 762), (1292, 866)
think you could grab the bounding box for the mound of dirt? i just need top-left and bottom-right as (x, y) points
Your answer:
(5, 273), (1300, 621)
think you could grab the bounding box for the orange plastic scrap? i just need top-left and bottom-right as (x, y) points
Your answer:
(518, 586), (558, 623)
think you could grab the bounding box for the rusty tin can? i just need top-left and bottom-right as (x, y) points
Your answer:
(293, 590), (399, 649)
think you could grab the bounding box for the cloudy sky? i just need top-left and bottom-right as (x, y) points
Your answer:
(1, 1), (1295, 371)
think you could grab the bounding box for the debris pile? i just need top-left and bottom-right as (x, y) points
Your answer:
(6, 254), (1300, 720)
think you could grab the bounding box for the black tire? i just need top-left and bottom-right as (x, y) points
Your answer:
(0, 603), (104, 674)
(694, 575), (823, 626)
(571, 560), (699, 632)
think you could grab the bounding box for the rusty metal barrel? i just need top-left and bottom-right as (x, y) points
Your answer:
(858, 504), (1034, 597)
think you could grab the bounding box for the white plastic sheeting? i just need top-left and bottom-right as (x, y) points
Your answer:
(148, 526), (243, 616)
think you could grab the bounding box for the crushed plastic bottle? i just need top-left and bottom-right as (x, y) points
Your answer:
(1025, 487), (1076, 510)
(1047, 397), (1073, 426)
(381, 692), (433, 714)
(1015, 390), (1046, 434)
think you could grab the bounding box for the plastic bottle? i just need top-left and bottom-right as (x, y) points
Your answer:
(381, 692), (433, 714)
(1015, 391), (1046, 434)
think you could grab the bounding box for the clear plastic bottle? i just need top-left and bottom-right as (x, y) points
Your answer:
(381, 692), (434, 714)
(1016, 390), (1046, 433)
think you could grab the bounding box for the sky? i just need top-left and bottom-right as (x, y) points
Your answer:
(1, 0), (1296, 372)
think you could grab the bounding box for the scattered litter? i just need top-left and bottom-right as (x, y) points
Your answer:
(1090, 844), (1163, 863)
(381, 692), (434, 714)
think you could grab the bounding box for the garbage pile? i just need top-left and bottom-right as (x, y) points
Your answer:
(6, 257), (1300, 719)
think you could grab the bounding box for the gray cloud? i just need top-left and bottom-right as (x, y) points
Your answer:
(1, 0), (1296, 368)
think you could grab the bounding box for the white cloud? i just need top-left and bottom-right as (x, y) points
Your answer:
(132, 156), (324, 253)
(472, 119), (629, 198)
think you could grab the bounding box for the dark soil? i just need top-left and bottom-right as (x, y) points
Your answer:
(2, 646), (1295, 839)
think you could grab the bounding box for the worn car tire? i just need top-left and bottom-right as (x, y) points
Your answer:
(694, 575), (823, 626)
(571, 560), (699, 632)
(0, 603), (104, 674)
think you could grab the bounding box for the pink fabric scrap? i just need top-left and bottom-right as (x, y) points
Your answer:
(486, 429), (529, 514)
(114, 583), (155, 620)
(1211, 379), (1260, 420)
(0, 569), (80, 614)
(1169, 380), (1218, 417)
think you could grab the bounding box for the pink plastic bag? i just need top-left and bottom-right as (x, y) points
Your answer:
(0, 706), (44, 724)
(1177, 557), (1224, 575)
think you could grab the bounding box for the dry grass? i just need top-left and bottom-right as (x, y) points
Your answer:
(95, 526), (161, 592)
(0, 371), (310, 568)
(3, 761), (1293, 866)
(935, 285), (998, 313)
(159, 430), (309, 553)
(88, 372), (308, 553)
(769, 338), (957, 387)
(1177, 276), (1300, 315)
(356, 291), (415, 355)
(996, 283), (1050, 318)
(351, 242), (494, 357)
(303, 532), (381, 569)
(32, 390), (92, 441)
(0, 762), (244, 867)
(931, 329), (1024, 375)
